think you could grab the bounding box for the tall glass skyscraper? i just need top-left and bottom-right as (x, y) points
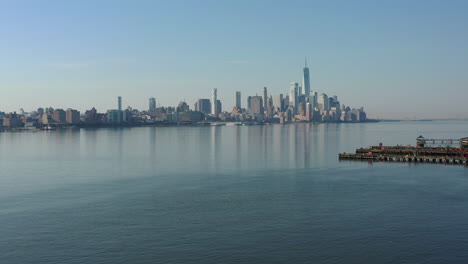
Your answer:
(149, 97), (156, 111)
(302, 58), (310, 97)
(289, 82), (298, 113)
(236, 91), (241, 108)
(211, 88), (218, 116)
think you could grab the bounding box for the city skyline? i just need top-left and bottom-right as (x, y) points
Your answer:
(1, 1), (468, 119)
(0, 59), (367, 128)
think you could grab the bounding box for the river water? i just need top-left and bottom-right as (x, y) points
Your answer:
(1, 121), (467, 263)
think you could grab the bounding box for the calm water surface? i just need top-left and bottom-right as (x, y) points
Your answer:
(1, 121), (468, 263)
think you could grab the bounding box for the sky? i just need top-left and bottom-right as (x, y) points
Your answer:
(0, 0), (467, 119)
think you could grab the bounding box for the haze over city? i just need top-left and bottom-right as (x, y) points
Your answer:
(1, 0), (468, 119)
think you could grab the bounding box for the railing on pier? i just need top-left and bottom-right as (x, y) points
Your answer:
(417, 136), (468, 150)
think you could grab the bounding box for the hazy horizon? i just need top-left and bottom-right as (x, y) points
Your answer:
(1, 0), (467, 119)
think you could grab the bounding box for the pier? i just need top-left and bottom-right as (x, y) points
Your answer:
(339, 136), (468, 166)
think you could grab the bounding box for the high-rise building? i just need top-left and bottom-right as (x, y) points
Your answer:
(308, 91), (318, 109)
(263, 87), (268, 110)
(303, 58), (310, 97)
(274, 94), (284, 112)
(2, 113), (23, 127)
(195, 99), (211, 114)
(52, 109), (66, 123)
(107, 96), (124, 124)
(211, 88), (218, 116)
(107, 110), (123, 124)
(149, 97), (156, 111)
(265, 96), (274, 120)
(298, 102), (306, 116)
(289, 82), (299, 113)
(236, 91), (241, 108)
(318, 93), (329, 111)
(247, 96), (264, 118)
(306, 102), (312, 121)
(216, 100), (222, 114)
(66, 108), (80, 124)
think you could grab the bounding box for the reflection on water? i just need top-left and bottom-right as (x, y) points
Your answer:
(1, 121), (468, 197)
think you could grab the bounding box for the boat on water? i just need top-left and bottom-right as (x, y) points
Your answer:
(226, 122), (242, 126)
(42, 125), (56, 130)
(211, 122), (226, 126)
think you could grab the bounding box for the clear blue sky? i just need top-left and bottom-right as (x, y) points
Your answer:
(1, 0), (467, 119)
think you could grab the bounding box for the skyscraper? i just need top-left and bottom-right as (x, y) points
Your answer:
(149, 97), (156, 111)
(52, 109), (66, 123)
(247, 96), (264, 119)
(308, 92), (318, 110)
(195, 99), (211, 114)
(263, 87), (268, 110)
(66, 108), (80, 124)
(211, 88), (218, 116)
(265, 96), (274, 119)
(318, 93), (329, 111)
(216, 100), (222, 114)
(108, 96), (123, 124)
(303, 58), (310, 97)
(274, 94), (284, 112)
(236, 91), (241, 108)
(289, 82), (299, 113)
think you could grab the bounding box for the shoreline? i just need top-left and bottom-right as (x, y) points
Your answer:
(0, 119), (380, 132)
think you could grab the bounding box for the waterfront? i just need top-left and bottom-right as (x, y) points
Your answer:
(1, 120), (468, 263)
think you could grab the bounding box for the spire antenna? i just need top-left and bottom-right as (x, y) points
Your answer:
(305, 56), (308, 67)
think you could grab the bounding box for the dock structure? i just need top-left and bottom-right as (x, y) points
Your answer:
(339, 136), (468, 166)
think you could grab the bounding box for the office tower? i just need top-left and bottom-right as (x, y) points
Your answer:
(308, 91), (318, 109)
(303, 58), (310, 97)
(118, 96), (122, 111)
(265, 96), (274, 119)
(308, 94), (316, 110)
(247, 96), (264, 118)
(107, 110), (123, 124)
(216, 100), (222, 114)
(236, 91), (241, 108)
(298, 102), (306, 116)
(306, 102), (312, 121)
(274, 94), (284, 112)
(66, 108), (80, 124)
(318, 93), (329, 111)
(211, 88), (218, 116)
(263, 87), (268, 110)
(2, 113), (23, 127)
(195, 99), (211, 114)
(330, 95), (340, 109)
(149, 97), (156, 111)
(52, 109), (66, 123)
(289, 82), (299, 113)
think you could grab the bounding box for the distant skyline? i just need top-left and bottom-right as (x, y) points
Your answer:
(1, 0), (468, 119)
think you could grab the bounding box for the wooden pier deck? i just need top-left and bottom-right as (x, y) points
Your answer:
(339, 152), (468, 165)
(339, 140), (468, 166)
